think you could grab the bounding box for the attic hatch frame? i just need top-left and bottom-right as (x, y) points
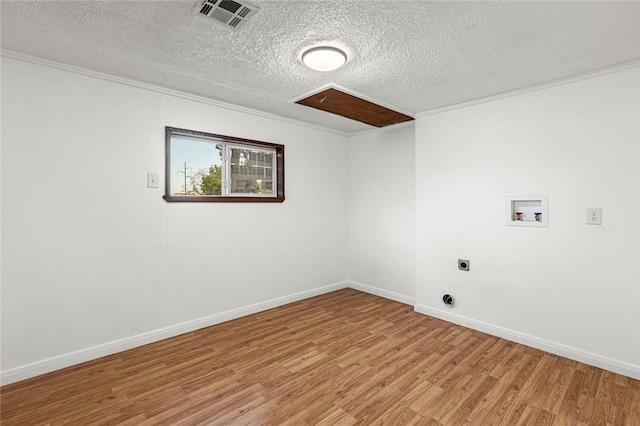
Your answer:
(195, 0), (260, 31)
(291, 84), (414, 128)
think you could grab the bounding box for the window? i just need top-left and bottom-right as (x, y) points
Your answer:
(163, 127), (285, 203)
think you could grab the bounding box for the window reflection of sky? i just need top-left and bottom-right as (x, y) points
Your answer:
(170, 136), (221, 194)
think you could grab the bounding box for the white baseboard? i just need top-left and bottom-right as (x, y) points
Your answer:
(6, 283), (637, 385)
(347, 280), (416, 306)
(0, 281), (348, 386)
(414, 303), (640, 380)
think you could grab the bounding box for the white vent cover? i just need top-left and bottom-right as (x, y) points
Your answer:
(195, 0), (259, 31)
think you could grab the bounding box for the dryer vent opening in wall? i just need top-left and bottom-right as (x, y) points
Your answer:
(195, 0), (260, 30)
(442, 294), (455, 307)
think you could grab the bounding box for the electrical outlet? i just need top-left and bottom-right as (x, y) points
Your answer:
(458, 259), (470, 271)
(587, 207), (602, 225)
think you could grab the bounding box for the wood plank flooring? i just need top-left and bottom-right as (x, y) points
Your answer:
(1, 289), (638, 425)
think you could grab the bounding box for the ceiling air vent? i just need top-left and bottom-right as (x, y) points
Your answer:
(195, 0), (259, 31)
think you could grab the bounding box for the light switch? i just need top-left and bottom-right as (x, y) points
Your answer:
(147, 172), (159, 188)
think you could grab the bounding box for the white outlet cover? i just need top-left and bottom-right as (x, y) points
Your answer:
(587, 207), (602, 225)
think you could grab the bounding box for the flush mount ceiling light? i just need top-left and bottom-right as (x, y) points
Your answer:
(301, 46), (347, 72)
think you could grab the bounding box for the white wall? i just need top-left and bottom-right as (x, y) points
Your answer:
(2, 56), (639, 384)
(415, 66), (640, 378)
(347, 124), (416, 304)
(1, 57), (348, 383)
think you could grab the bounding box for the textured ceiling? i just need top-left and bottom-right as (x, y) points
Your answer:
(2, 1), (639, 133)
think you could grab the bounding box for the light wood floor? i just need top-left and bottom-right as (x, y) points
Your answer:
(1, 289), (638, 425)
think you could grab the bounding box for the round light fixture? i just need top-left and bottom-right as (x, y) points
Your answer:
(302, 46), (347, 72)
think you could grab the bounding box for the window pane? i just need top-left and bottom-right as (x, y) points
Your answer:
(170, 135), (223, 196)
(164, 126), (284, 203)
(229, 147), (274, 195)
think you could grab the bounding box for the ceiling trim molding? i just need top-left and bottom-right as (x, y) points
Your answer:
(416, 58), (640, 118)
(1, 49), (349, 137)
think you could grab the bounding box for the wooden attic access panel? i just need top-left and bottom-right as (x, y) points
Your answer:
(295, 88), (414, 127)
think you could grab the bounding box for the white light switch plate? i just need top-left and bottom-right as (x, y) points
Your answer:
(147, 172), (159, 188)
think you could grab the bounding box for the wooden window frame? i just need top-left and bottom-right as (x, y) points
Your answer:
(163, 126), (285, 203)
